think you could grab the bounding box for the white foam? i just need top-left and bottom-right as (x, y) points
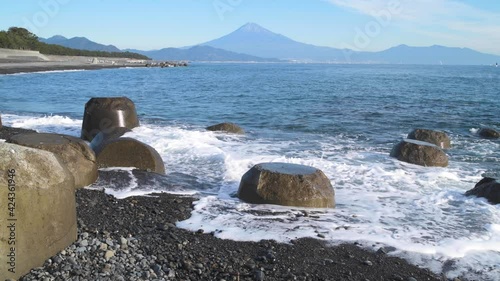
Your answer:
(3, 69), (86, 76)
(4, 113), (500, 279)
(2, 113), (81, 136)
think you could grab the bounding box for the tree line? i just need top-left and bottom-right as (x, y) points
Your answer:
(0, 27), (150, 60)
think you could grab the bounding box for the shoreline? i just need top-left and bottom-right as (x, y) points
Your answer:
(0, 61), (146, 75)
(12, 167), (447, 280)
(0, 51), (151, 75)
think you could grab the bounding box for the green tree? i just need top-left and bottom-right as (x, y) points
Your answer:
(0, 26), (150, 60)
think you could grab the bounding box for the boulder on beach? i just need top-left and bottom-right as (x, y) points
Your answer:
(81, 97), (140, 142)
(390, 139), (448, 167)
(0, 143), (77, 280)
(465, 177), (500, 204)
(95, 137), (166, 175)
(478, 128), (500, 139)
(7, 133), (98, 188)
(206, 122), (244, 134)
(238, 162), (335, 208)
(407, 129), (451, 149)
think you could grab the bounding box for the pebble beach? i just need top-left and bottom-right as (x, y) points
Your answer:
(20, 182), (444, 281)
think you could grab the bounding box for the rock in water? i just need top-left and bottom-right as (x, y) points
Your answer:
(206, 122), (244, 134)
(238, 162), (335, 208)
(7, 133), (98, 188)
(81, 97), (140, 142)
(478, 128), (500, 139)
(465, 177), (500, 204)
(0, 143), (77, 280)
(95, 137), (166, 175)
(407, 129), (451, 149)
(390, 139), (448, 167)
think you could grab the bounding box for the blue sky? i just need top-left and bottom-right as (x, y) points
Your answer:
(1, 0), (500, 55)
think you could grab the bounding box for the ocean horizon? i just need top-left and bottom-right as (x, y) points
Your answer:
(1, 63), (499, 280)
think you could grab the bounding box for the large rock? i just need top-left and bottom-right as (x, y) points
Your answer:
(238, 162), (335, 208)
(7, 133), (98, 188)
(0, 143), (77, 280)
(407, 129), (451, 149)
(0, 126), (37, 140)
(206, 122), (244, 134)
(81, 97), (140, 142)
(95, 137), (165, 175)
(465, 178), (500, 204)
(478, 128), (500, 139)
(390, 139), (448, 167)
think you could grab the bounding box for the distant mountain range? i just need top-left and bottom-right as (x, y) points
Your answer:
(41, 23), (500, 65)
(40, 35), (121, 53)
(125, 45), (280, 62)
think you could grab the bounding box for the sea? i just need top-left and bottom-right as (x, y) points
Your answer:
(1, 63), (499, 280)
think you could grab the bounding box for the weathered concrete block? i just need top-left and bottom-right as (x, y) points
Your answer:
(0, 143), (77, 280)
(238, 162), (335, 208)
(81, 97), (139, 142)
(7, 133), (98, 188)
(465, 177), (500, 204)
(95, 137), (165, 175)
(391, 139), (448, 167)
(206, 122), (244, 134)
(478, 128), (500, 139)
(407, 129), (451, 149)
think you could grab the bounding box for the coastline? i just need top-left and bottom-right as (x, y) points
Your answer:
(0, 61), (145, 75)
(0, 52), (149, 75)
(10, 167), (447, 280)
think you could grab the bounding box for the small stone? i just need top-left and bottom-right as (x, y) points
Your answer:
(408, 278), (418, 281)
(363, 260), (373, 266)
(376, 247), (388, 255)
(392, 274), (404, 281)
(99, 243), (108, 251)
(67, 257), (77, 265)
(53, 255), (63, 264)
(106, 238), (114, 247)
(254, 269), (265, 281)
(120, 236), (128, 245)
(105, 250), (115, 261)
(151, 264), (162, 274)
(102, 263), (112, 273)
(324, 258), (334, 265)
(76, 246), (87, 253)
(317, 233), (326, 238)
(195, 263), (204, 269)
(80, 239), (89, 247)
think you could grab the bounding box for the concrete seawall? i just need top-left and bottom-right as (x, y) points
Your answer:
(0, 48), (49, 62)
